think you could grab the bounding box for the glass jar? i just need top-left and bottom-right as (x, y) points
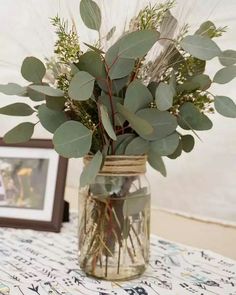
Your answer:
(78, 156), (150, 281)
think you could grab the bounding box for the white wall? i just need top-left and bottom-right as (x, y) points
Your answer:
(0, 0), (236, 224)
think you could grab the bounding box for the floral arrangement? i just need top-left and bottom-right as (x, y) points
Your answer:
(0, 0), (236, 183)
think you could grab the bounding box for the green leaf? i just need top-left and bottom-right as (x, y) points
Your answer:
(168, 140), (183, 159)
(0, 103), (35, 116)
(3, 122), (34, 144)
(99, 94), (124, 126)
(28, 86), (45, 101)
(219, 50), (236, 67)
(109, 58), (135, 80)
(80, 151), (103, 187)
(150, 132), (179, 156)
(180, 35), (221, 60)
(21, 56), (46, 83)
(116, 103), (153, 137)
(106, 26), (116, 41)
(100, 104), (117, 140)
(182, 135), (195, 153)
(78, 51), (106, 78)
(148, 81), (158, 97)
(136, 108), (177, 141)
(53, 121), (92, 158)
(123, 188), (149, 216)
(29, 85), (64, 97)
(83, 42), (104, 54)
(105, 43), (135, 79)
(0, 83), (27, 96)
(191, 74), (211, 90)
(38, 104), (68, 133)
(125, 137), (149, 155)
(155, 82), (174, 111)
(118, 30), (159, 58)
(68, 71), (95, 101)
(213, 66), (236, 84)
(124, 80), (153, 113)
(114, 134), (135, 155)
(214, 96), (236, 118)
(148, 151), (167, 177)
(195, 21), (216, 38)
(178, 102), (213, 130)
(80, 0), (101, 31)
(46, 97), (66, 111)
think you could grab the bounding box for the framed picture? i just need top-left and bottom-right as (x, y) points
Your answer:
(0, 139), (68, 232)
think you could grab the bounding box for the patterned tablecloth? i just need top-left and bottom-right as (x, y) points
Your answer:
(0, 214), (235, 295)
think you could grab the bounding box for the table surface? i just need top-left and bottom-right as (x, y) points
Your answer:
(0, 215), (236, 295)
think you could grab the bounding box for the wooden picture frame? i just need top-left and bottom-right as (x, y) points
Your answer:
(0, 139), (68, 232)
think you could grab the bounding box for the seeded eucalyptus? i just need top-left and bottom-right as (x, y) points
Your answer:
(0, 0), (236, 179)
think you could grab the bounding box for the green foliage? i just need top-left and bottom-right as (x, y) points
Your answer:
(0, 83), (26, 96)
(80, 151), (103, 187)
(51, 16), (81, 64)
(21, 57), (46, 84)
(68, 71), (95, 101)
(124, 80), (153, 113)
(0, 2), (235, 180)
(53, 121), (92, 158)
(38, 104), (68, 133)
(3, 122), (34, 144)
(136, 108), (177, 140)
(180, 35), (221, 60)
(129, 1), (175, 31)
(80, 0), (101, 31)
(0, 103), (35, 116)
(214, 96), (236, 118)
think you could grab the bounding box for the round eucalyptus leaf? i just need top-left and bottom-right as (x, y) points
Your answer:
(155, 82), (174, 111)
(78, 51), (106, 78)
(148, 81), (158, 98)
(214, 96), (236, 118)
(150, 132), (179, 156)
(0, 83), (27, 96)
(38, 104), (68, 133)
(100, 104), (117, 140)
(3, 122), (34, 144)
(125, 137), (149, 155)
(182, 135), (195, 153)
(124, 80), (153, 113)
(191, 74), (211, 90)
(168, 140), (183, 159)
(118, 30), (160, 59)
(21, 57), (46, 84)
(116, 103), (153, 137)
(213, 66), (236, 84)
(80, 151), (103, 187)
(136, 108), (177, 141)
(68, 71), (95, 101)
(195, 21), (216, 37)
(46, 97), (66, 111)
(219, 50), (236, 67)
(0, 103), (35, 116)
(114, 134), (135, 155)
(148, 151), (167, 177)
(53, 121), (92, 158)
(180, 35), (221, 60)
(80, 0), (101, 31)
(178, 102), (213, 131)
(28, 86), (45, 101)
(29, 85), (64, 97)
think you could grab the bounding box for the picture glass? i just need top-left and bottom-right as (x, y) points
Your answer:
(0, 146), (59, 221)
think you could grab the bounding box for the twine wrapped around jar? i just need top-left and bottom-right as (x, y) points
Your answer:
(83, 155), (147, 176)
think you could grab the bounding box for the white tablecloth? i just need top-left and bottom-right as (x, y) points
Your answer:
(0, 214), (235, 295)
